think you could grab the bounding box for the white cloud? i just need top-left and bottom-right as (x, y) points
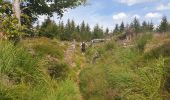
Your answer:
(156, 3), (170, 11)
(145, 12), (162, 19)
(113, 12), (127, 20)
(132, 14), (140, 19)
(118, 0), (157, 6)
(52, 2), (115, 30)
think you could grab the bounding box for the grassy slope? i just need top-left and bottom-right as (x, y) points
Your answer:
(0, 37), (85, 100)
(79, 33), (170, 100)
(1, 33), (170, 100)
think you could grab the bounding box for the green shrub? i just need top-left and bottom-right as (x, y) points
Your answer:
(0, 40), (49, 99)
(135, 33), (153, 52)
(0, 41), (39, 79)
(144, 42), (170, 59)
(104, 40), (116, 51)
(48, 62), (69, 80)
(33, 44), (64, 59)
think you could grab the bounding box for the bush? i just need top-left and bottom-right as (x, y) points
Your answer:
(0, 41), (39, 80)
(135, 33), (153, 52)
(33, 43), (64, 59)
(48, 62), (69, 80)
(0, 40), (49, 99)
(144, 42), (170, 59)
(104, 40), (116, 51)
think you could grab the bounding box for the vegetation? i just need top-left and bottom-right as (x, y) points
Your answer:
(39, 18), (107, 41)
(79, 33), (170, 99)
(1, 0), (170, 99)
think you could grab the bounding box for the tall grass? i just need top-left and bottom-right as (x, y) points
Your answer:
(80, 35), (170, 99)
(135, 33), (153, 52)
(0, 40), (82, 100)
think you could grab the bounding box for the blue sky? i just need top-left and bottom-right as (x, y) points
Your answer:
(39, 0), (170, 30)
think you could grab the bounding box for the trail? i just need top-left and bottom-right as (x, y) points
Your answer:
(64, 41), (84, 100)
(64, 41), (76, 67)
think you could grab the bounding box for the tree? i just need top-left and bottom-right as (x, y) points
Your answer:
(62, 19), (72, 40)
(92, 24), (104, 39)
(114, 24), (119, 34)
(141, 21), (153, 32)
(120, 22), (125, 33)
(39, 17), (59, 38)
(158, 16), (168, 33)
(13, 0), (21, 26)
(142, 21), (147, 32)
(2, 0), (86, 25)
(131, 17), (140, 33)
(80, 21), (86, 33)
(105, 27), (109, 36)
(148, 21), (154, 32)
(84, 23), (91, 41)
(71, 20), (76, 32)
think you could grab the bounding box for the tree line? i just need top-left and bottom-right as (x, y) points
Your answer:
(113, 16), (170, 35)
(38, 18), (109, 41)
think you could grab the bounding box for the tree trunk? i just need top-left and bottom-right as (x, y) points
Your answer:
(13, 0), (21, 26)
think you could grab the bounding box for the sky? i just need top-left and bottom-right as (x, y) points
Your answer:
(39, 0), (170, 30)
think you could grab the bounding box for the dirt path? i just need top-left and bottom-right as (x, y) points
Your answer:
(64, 41), (84, 100)
(64, 41), (76, 67)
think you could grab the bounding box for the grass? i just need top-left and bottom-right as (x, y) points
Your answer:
(1, 33), (170, 99)
(0, 38), (83, 100)
(79, 33), (170, 99)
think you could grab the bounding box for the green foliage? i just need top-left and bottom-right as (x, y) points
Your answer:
(0, 38), (83, 100)
(0, 41), (39, 78)
(113, 24), (120, 34)
(54, 79), (82, 100)
(92, 24), (104, 39)
(130, 17), (141, 33)
(119, 22), (125, 33)
(48, 62), (69, 80)
(39, 18), (59, 39)
(0, 40), (47, 99)
(80, 35), (170, 99)
(104, 40), (116, 51)
(39, 19), (106, 41)
(141, 21), (154, 32)
(0, 16), (24, 38)
(158, 16), (169, 33)
(135, 33), (153, 52)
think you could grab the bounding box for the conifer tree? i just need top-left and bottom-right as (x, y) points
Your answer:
(158, 16), (168, 33)
(114, 24), (119, 34)
(131, 17), (140, 33)
(120, 22), (125, 33)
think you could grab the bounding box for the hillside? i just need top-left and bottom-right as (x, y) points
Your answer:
(1, 33), (170, 100)
(0, 38), (85, 100)
(79, 33), (170, 100)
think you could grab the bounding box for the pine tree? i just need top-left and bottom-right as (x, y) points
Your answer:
(120, 22), (125, 33)
(92, 24), (104, 39)
(84, 23), (91, 40)
(148, 21), (154, 32)
(142, 21), (147, 32)
(71, 20), (75, 32)
(61, 19), (72, 40)
(159, 16), (168, 33)
(80, 21), (86, 33)
(105, 27), (109, 36)
(76, 25), (80, 33)
(131, 17), (140, 33)
(114, 24), (119, 34)
(39, 18), (58, 38)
